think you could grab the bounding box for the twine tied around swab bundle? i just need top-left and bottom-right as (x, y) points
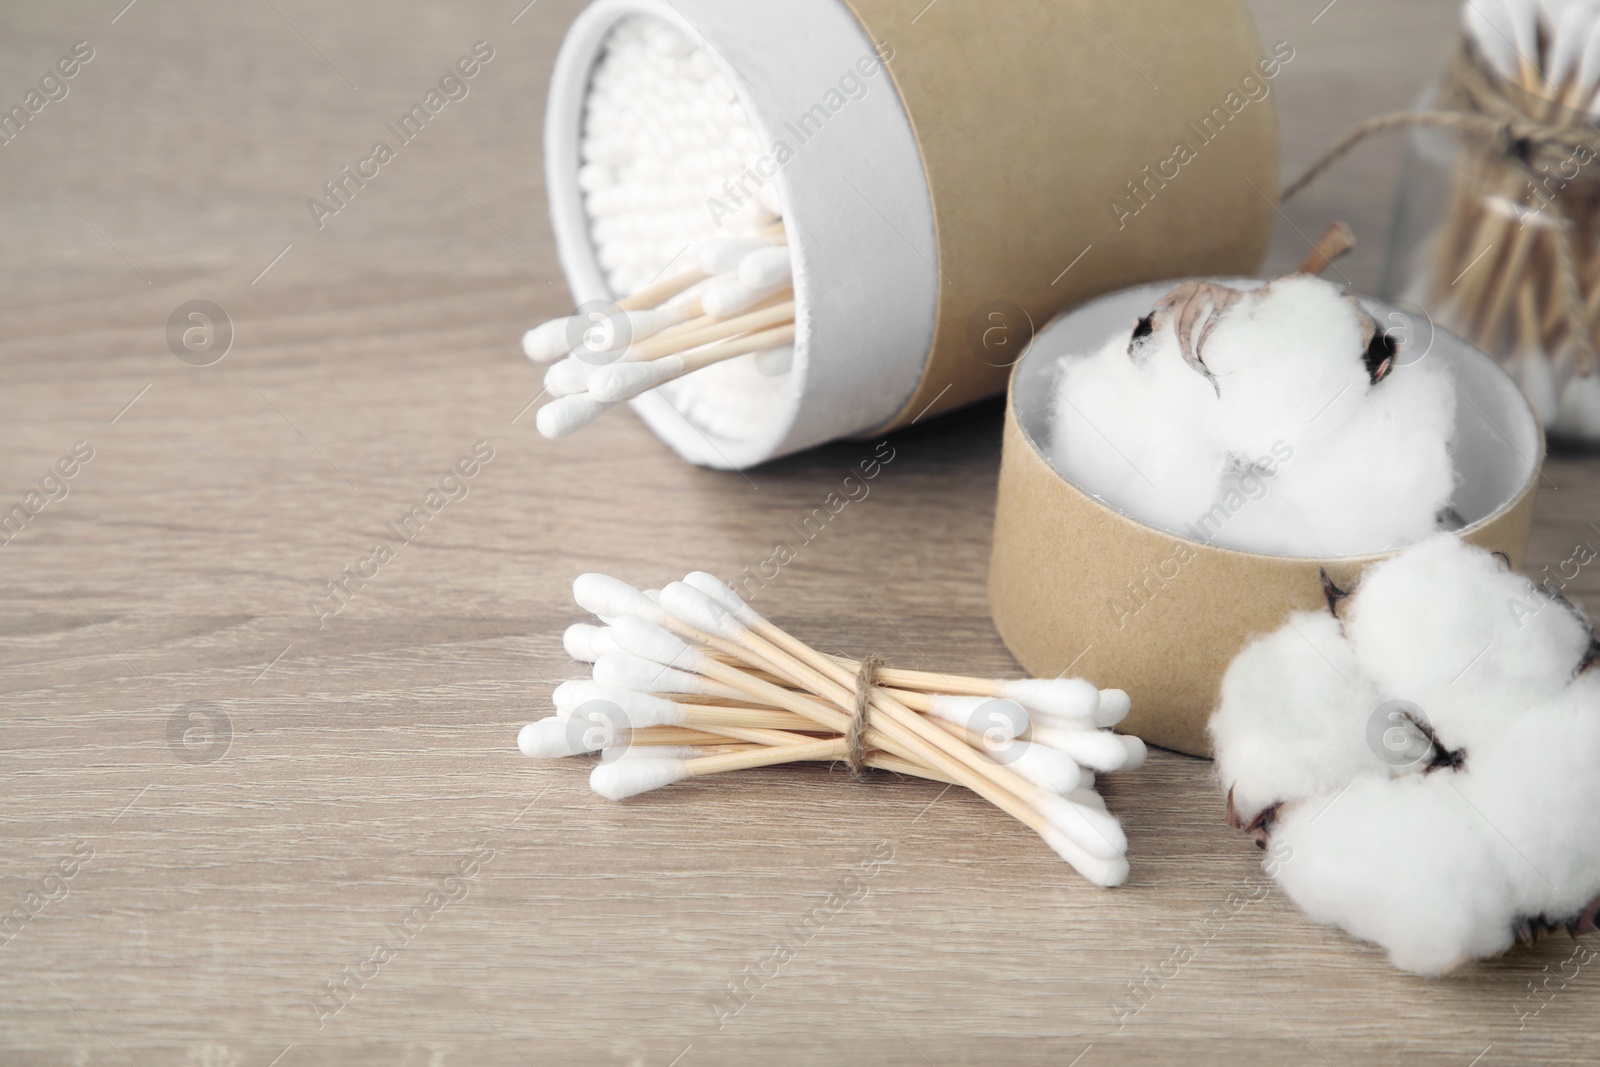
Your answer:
(846, 653), (885, 776)
(1282, 41), (1600, 375)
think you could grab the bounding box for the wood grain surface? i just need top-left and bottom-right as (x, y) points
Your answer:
(2, 1), (1598, 1064)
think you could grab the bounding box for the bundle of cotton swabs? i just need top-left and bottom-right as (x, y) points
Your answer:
(1415, 0), (1600, 436)
(517, 571), (1145, 887)
(524, 229), (795, 440)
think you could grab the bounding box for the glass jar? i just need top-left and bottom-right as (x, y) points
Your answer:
(1382, 47), (1600, 446)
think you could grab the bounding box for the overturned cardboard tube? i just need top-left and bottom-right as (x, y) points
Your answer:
(988, 282), (1544, 758)
(547, 0), (1283, 467)
(844, 0), (1283, 433)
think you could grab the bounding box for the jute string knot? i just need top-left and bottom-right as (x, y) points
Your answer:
(1283, 39), (1600, 373)
(846, 654), (884, 777)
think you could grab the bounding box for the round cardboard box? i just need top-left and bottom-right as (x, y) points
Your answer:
(988, 280), (1545, 757)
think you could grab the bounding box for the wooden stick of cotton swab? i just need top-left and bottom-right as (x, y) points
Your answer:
(569, 626), (1088, 786)
(639, 583), (1132, 878)
(533, 573), (1138, 885)
(534, 296), (796, 438)
(522, 266), (710, 363)
(680, 571), (1132, 731)
(589, 324), (797, 403)
(663, 574), (1139, 779)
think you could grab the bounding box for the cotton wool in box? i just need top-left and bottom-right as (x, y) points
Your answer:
(1210, 533), (1600, 975)
(1048, 274), (1458, 558)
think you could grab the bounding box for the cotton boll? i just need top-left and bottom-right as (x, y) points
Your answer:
(1260, 355), (1456, 557)
(1211, 610), (1389, 828)
(1343, 533), (1593, 741)
(1454, 675), (1600, 922)
(1270, 773), (1518, 976)
(1048, 274), (1461, 556)
(1202, 276), (1370, 457)
(1212, 534), (1600, 973)
(1049, 331), (1223, 533)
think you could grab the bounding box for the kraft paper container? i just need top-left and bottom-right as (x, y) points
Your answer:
(545, 0), (1280, 468)
(989, 280), (1544, 758)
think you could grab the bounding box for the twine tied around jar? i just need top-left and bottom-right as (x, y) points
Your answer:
(1283, 41), (1600, 378)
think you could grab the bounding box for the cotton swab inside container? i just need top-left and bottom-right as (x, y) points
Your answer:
(526, 15), (799, 443)
(517, 568), (1147, 888)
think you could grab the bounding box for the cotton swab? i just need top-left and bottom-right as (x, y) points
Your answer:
(646, 579), (1134, 880)
(1421, 0), (1600, 441)
(588, 324), (797, 402)
(521, 270), (710, 364)
(536, 394), (615, 439)
(532, 570), (1144, 885)
(696, 235), (784, 274)
(737, 245), (794, 290)
(680, 571), (1129, 728)
(702, 274), (790, 318)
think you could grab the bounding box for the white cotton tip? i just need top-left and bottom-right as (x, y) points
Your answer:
(1043, 829), (1130, 888)
(544, 355), (596, 398)
(1007, 741), (1083, 794)
(1118, 735), (1148, 771)
(682, 571), (760, 624)
(702, 274), (785, 318)
(695, 236), (775, 275)
(1557, 373), (1600, 437)
(1068, 787), (1107, 811)
(522, 317), (575, 363)
(728, 195), (778, 231)
(589, 356), (686, 403)
(573, 573), (665, 624)
(579, 684), (681, 728)
(1038, 795), (1128, 860)
(1516, 349), (1560, 427)
(926, 695), (1028, 740)
(1094, 689), (1131, 728)
(551, 679), (601, 715)
(755, 344), (794, 377)
(738, 246), (792, 290)
(608, 615), (704, 671)
(563, 623), (620, 663)
(1547, 0), (1594, 85)
(518, 717), (588, 758)
(536, 394), (614, 439)
(589, 758), (688, 801)
(1000, 678), (1100, 724)
(592, 653), (706, 695)
(1580, 18), (1600, 104)
(658, 581), (743, 638)
(1029, 726), (1129, 772)
(1462, 0), (1527, 83)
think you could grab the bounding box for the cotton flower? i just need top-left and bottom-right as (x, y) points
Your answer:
(1048, 273), (1456, 557)
(1210, 533), (1600, 975)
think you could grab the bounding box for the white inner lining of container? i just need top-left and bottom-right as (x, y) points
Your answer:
(544, 0), (939, 469)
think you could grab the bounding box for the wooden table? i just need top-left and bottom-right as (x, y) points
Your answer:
(2, 1), (1596, 1063)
